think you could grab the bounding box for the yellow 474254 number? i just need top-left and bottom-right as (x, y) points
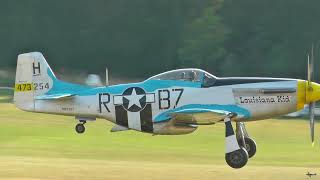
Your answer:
(15, 83), (33, 92)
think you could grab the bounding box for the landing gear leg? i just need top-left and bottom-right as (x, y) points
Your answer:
(224, 115), (248, 169)
(236, 122), (257, 158)
(75, 120), (86, 134)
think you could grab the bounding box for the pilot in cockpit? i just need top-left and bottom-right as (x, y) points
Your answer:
(181, 71), (197, 81)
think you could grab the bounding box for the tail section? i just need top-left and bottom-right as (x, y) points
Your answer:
(14, 52), (56, 111)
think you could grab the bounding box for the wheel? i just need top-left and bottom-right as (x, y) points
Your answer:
(225, 147), (249, 169)
(238, 137), (257, 158)
(75, 123), (85, 134)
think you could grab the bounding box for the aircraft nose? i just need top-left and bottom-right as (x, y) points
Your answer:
(296, 80), (320, 110)
(306, 81), (320, 103)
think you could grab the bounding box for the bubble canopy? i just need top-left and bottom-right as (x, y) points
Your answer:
(146, 68), (217, 87)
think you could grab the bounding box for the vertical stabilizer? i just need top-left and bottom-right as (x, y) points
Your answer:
(14, 52), (56, 111)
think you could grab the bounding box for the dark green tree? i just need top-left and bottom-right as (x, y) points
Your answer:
(177, 0), (228, 75)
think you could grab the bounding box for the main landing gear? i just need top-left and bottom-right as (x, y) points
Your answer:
(236, 122), (257, 158)
(224, 115), (257, 169)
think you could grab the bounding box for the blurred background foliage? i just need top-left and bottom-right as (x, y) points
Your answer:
(1, 0), (320, 79)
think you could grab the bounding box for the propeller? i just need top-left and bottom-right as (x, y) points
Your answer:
(309, 102), (315, 146)
(307, 44), (315, 146)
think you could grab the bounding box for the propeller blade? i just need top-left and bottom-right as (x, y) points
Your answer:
(309, 102), (315, 146)
(308, 54), (311, 84)
(311, 44), (314, 81)
(307, 44), (315, 85)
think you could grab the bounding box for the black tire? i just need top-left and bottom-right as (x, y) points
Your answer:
(75, 123), (85, 134)
(225, 147), (249, 169)
(238, 137), (257, 158)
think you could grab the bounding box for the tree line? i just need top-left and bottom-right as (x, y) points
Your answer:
(1, 0), (320, 79)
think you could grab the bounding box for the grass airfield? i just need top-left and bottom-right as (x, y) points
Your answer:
(0, 93), (319, 179)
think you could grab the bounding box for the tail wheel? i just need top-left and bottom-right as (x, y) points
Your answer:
(225, 147), (248, 169)
(75, 123), (85, 134)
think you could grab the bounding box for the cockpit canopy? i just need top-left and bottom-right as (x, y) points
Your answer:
(147, 69), (217, 87)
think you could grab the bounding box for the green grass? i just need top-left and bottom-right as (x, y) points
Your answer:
(0, 89), (13, 103)
(0, 102), (319, 179)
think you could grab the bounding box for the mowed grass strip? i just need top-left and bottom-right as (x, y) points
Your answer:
(0, 156), (316, 180)
(0, 103), (319, 179)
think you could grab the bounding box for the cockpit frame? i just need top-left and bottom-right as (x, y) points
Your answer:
(146, 68), (217, 87)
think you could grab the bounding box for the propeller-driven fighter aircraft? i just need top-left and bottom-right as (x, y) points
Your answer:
(13, 52), (319, 168)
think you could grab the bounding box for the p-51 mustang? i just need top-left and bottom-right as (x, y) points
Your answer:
(14, 52), (319, 168)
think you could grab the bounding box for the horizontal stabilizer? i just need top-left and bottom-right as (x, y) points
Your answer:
(35, 93), (75, 100)
(0, 87), (14, 90)
(111, 125), (129, 132)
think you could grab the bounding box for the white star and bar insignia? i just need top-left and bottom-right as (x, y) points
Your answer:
(113, 87), (155, 112)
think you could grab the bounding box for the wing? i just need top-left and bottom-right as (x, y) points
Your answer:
(154, 104), (250, 125)
(35, 93), (75, 100)
(111, 124), (129, 132)
(170, 110), (228, 125)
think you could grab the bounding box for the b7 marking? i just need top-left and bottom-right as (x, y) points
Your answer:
(158, 88), (184, 110)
